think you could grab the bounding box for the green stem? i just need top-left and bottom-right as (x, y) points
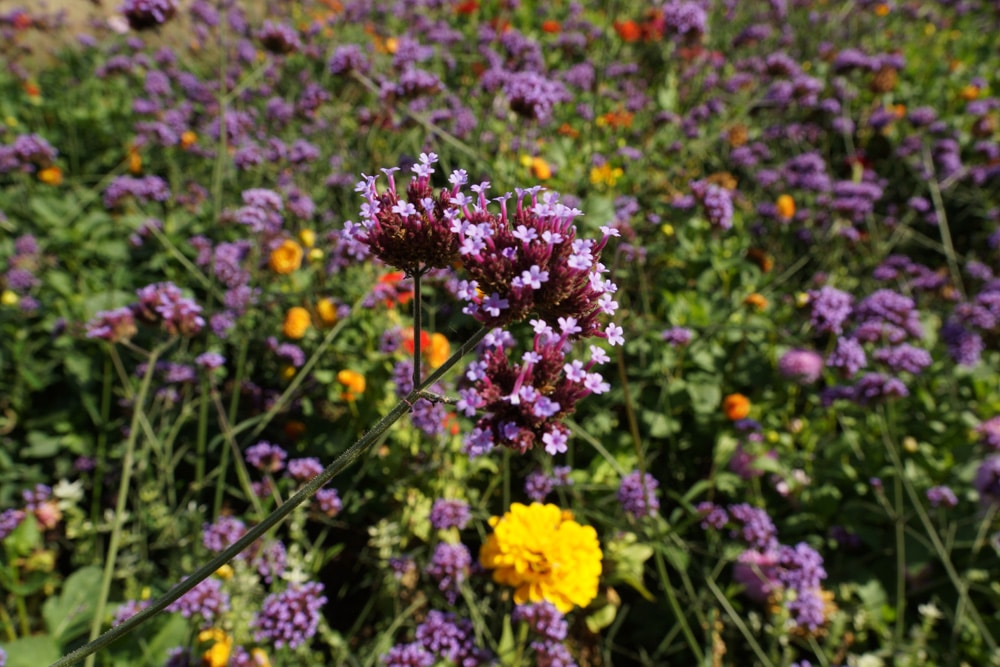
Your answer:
(51, 326), (489, 667)
(704, 576), (773, 667)
(651, 547), (705, 664)
(893, 471), (906, 647)
(83, 341), (170, 667)
(90, 354), (113, 531)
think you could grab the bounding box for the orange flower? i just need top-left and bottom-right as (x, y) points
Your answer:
(316, 298), (338, 326)
(746, 248), (773, 273)
(337, 369), (366, 401)
(180, 131), (198, 149)
(284, 420), (307, 441)
(614, 20), (641, 42)
(428, 333), (451, 369)
(283, 307), (311, 339)
(269, 239), (304, 274)
(775, 194), (795, 220)
(530, 156), (552, 180)
(874, 3), (890, 16)
(23, 81), (40, 98)
(744, 293), (768, 311)
(37, 166), (62, 185)
(378, 271), (414, 307)
(128, 146), (142, 174)
(454, 0), (478, 14)
(557, 123), (580, 138)
(960, 84), (980, 101)
(722, 393), (751, 421)
(541, 20), (561, 33)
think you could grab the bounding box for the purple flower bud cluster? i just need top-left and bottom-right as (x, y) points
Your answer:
(777, 349), (824, 384)
(425, 542), (471, 604)
(618, 470), (660, 519)
(702, 503), (828, 631)
(287, 457), (323, 482)
(974, 455), (1000, 507)
(103, 175), (172, 209)
(0, 509), (25, 540)
(690, 179), (734, 230)
(926, 485), (958, 508)
(513, 601), (568, 641)
(499, 70), (572, 125)
(86, 307), (138, 343)
(661, 326), (693, 346)
(121, 0), (178, 30)
(458, 325), (611, 457)
(382, 642), (434, 667)
(315, 488), (342, 516)
(0, 133), (58, 174)
(257, 20), (300, 54)
(978, 416), (1000, 450)
(429, 499), (471, 530)
(251, 581), (327, 649)
(525, 465), (573, 502)
(245, 440), (287, 473)
(132, 281), (204, 336)
(413, 610), (493, 666)
(165, 577), (229, 627)
(353, 153), (461, 274)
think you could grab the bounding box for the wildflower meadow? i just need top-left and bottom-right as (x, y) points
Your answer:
(2, 0), (1000, 665)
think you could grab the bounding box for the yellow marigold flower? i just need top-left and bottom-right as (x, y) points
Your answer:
(38, 166), (62, 185)
(337, 369), (366, 401)
(775, 194), (795, 220)
(283, 307), (311, 339)
(722, 393), (751, 421)
(479, 502), (602, 613)
(281, 364), (296, 381)
(959, 84), (980, 101)
(198, 628), (232, 667)
(529, 156), (552, 180)
(589, 163), (623, 187)
(299, 229), (316, 248)
(427, 332), (451, 369)
(180, 130), (198, 149)
(316, 298), (338, 326)
(214, 564), (234, 580)
(1, 290), (18, 306)
(874, 3), (890, 16)
(269, 239), (304, 274)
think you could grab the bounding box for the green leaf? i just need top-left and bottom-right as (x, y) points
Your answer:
(23, 432), (62, 459)
(686, 379), (721, 415)
(5, 513), (41, 557)
(496, 614), (518, 667)
(585, 603), (617, 633)
(43, 565), (103, 645)
(0, 635), (62, 667)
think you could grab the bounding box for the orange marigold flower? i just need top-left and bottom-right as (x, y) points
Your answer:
(744, 293), (768, 311)
(874, 3), (890, 16)
(541, 20), (561, 33)
(454, 0), (478, 14)
(775, 194), (795, 220)
(269, 239), (304, 274)
(128, 146), (142, 174)
(37, 166), (62, 185)
(23, 81), (40, 97)
(428, 332), (451, 369)
(530, 156), (552, 180)
(283, 307), (311, 339)
(180, 130), (198, 149)
(722, 393), (751, 421)
(960, 84), (980, 101)
(614, 19), (641, 42)
(337, 369), (366, 401)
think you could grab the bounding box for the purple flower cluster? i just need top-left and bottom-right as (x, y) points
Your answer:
(251, 582), (327, 649)
(777, 349), (824, 384)
(412, 610), (493, 666)
(429, 499), (471, 530)
(165, 577), (229, 627)
(702, 502), (828, 630)
(424, 542), (471, 604)
(525, 465), (573, 502)
(618, 470), (660, 519)
(131, 281), (204, 336)
(245, 441), (287, 473)
(0, 133), (57, 174)
(513, 602), (568, 641)
(121, 0), (178, 30)
(690, 179), (734, 230)
(103, 175), (171, 209)
(458, 324), (611, 457)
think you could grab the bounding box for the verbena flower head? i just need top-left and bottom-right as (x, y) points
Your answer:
(251, 582), (327, 649)
(353, 153), (461, 273)
(479, 502), (601, 613)
(414, 610), (492, 665)
(778, 348), (824, 384)
(512, 601), (568, 641)
(425, 542), (471, 604)
(121, 0), (178, 30)
(429, 499), (472, 530)
(459, 327), (610, 456)
(165, 577), (229, 628)
(618, 470), (660, 519)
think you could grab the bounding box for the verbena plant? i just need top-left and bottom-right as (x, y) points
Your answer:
(1, 1), (999, 666)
